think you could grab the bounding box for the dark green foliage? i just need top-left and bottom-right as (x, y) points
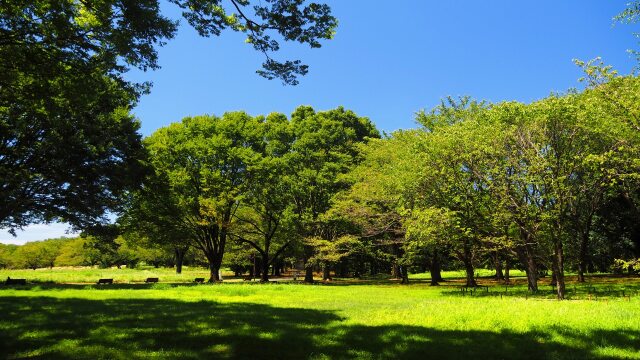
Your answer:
(0, 0), (336, 236)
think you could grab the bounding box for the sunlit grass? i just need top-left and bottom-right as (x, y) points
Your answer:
(0, 266), (228, 284)
(1, 269), (639, 359)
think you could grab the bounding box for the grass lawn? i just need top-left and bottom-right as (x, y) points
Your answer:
(1, 270), (639, 359)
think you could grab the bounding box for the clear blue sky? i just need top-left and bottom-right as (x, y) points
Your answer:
(2, 0), (637, 244)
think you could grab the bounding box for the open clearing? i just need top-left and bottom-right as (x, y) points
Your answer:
(1, 269), (639, 359)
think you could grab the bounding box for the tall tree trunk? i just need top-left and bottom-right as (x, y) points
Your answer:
(304, 267), (314, 282)
(517, 229), (538, 292)
(400, 265), (409, 284)
(429, 252), (441, 286)
(261, 253), (270, 282)
(391, 243), (402, 279)
(504, 258), (510, 283)
(464, 259), (476, 287)
(463, 241), (476, 287)
(391, 263), (401, 279)
(554, 240), (566, 300)
(174, 247), (186, 274)
(303, 245), (314, 283)
(322, 265), (331, 281)
(209, 263), (220, 282)
(432, 252), (444, 282)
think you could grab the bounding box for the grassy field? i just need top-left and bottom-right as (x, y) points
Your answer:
(1, 269), (639, 359)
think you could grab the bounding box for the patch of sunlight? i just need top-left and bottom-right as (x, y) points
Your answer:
(308, 352), (332, 360)
(208, 343), (231, 355)
(19, 329), (57, 339)
(258, 331), (279, 340)
(592, 345), (638, 359)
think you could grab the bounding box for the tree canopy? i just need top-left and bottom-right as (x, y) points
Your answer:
(1, 0), (336, 236)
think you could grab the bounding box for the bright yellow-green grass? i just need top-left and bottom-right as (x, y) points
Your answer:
(0, 266), (232, 284)
(1, 269), (639, 359)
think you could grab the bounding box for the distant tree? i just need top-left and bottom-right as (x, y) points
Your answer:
(289, 106), (380, 282)
(55, 238), (90, 267)
(0, 244), (18, 269)
(12, 239), (67, 269)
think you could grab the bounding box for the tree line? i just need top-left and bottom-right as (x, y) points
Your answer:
(118, 65), (640, 297)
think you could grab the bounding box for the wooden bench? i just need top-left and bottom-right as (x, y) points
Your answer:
(461, 285), (489, 293)
(5, 277), (26, 285)
(194, 277), (205, 283)
(145, 277), (159, 283)
(97, 278), (113, 285)
(243, 275), (253, 281)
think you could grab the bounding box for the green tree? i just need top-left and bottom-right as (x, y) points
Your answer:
(1, 0), (336, 235)
(230, 113), (297, 281)
(141, 112), (262, 282)
(54, 237), (90, 267)
(0, 244), (18, 269)
(289, 106), (380, 282)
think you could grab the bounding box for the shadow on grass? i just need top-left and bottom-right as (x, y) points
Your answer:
(1, 296), (639, 359)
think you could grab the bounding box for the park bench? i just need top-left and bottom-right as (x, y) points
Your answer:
(97, 278), (113, 285)
(243, 275), (253, 281)
(194, 277), (205, 283)
(145, 277), (159, 283)
(5, 277), (27, 285)
(460, 285), (489, 294)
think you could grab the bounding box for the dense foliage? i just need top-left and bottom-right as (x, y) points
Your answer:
(338, 70), (640, 299)
(123, 106), (379, 282)
(0, 0), (335, 236)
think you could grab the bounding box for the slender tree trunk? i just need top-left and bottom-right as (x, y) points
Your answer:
(174, 247), (186, 274)
(391, 263), (401, 279)
(554, 240), (566, 300)
(432, 252), (444, 282)
(322, 265), (331, 281)
(463, 241), (476, 287)
(400, 265), (409, 284)
(429, 252), (441, 286)
(303, 245), (314, 283)
(517, 229), (538, 292)
(464, 260), (476, 287)
(504, 258), (510, 283)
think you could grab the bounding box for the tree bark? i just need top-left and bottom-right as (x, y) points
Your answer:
(174, 247), (187, 274)
(399, 265), (409, 284)
(209, 263), (220, 282)
(391, 263), (401, 279)
(322, 265), (331, 281)
(517, 229), (538, 292)
(429, 251), (442, 286)
(463, 241), (476, 287)
(303, 245), (314, 283)
(504, 258), (510, 283)
(260, 255), (270, 282)
(304, 267), (314, 283)
(554, 240), (566, 300)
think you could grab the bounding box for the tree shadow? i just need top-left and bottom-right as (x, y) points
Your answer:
(0, 296), (341, 359)
(0, 296), (637, 359)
